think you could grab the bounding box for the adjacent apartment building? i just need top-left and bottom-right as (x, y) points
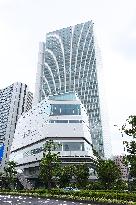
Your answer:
(113, 155), (128, 181)
(34, 21), (110, 157)
(0, 82), (33, 171)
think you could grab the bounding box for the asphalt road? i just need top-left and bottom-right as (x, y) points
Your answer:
(0, 194), (92, 205)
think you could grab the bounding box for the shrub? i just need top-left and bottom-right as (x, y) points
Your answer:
(0, 188), (136, 204)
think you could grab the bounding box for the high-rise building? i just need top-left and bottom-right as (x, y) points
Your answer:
(34, 21), (109, 157)
(0, 82), (33, 170)
(113, 155), (128, 181)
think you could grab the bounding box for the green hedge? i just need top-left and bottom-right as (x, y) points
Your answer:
(0, 189), (136, 204)
(49, 189), (136, 202)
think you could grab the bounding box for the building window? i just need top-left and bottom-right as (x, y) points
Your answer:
(63, 142), (84, 151)
(50, 104), (81, 116)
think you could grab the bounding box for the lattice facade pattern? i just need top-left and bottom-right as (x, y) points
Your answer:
(36, 21), (104, 156)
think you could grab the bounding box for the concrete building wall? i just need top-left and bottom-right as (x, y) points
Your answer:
(0, 82), (33, 171)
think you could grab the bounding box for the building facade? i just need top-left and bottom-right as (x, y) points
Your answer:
(0, 82), (33, 171)
(113, 155), (128, 181)
(10, 93), (95, 181)
(34, 21), (109, 157)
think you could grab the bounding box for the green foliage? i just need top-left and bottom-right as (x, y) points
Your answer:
(130, 180), (136, 191)
(39, 140), (90, 190)
(57, 164), (90, 189)
(58, 165), (73, 188)
(86, 180), (127, 191)
(43, 140), (61, 153)
(3, 161), (17, 189)
(72, 164), (90, 188)
(122, 115), (136, 190)
(39, 140), (61, 189)
(48, 188), (136, 202)
(96, 159), (122, 190)
(4, 161), (17, 177)
(0, 188), (136, 204)
(122, 115), (136, 137)
(91, 144), (123, 190)
(86, 181), (106, 190)
(112, 179), (128, 191)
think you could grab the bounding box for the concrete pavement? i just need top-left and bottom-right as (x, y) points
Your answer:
(0, 194), (92, 205)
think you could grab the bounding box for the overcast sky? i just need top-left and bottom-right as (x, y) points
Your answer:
(0, 0), (136, 156)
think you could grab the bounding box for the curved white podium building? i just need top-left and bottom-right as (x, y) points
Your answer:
(10, 93), (94, 179)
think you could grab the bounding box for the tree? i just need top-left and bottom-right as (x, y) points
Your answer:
(58, 165), (73, 188)
(91, 143), (122, 190)
(58, 164), (90, 189)
(96, 159), (121, 190)
(4, 161), (17, 189)
(0, 172), (5, 189)
(73, 164), (90, 188)
(39, 140), (61, 189)
(122, 115), (136, 190)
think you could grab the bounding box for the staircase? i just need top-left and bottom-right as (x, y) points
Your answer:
(17, 172), (33, 190)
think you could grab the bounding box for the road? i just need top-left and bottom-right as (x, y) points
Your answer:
(0, 194), (92, 205)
